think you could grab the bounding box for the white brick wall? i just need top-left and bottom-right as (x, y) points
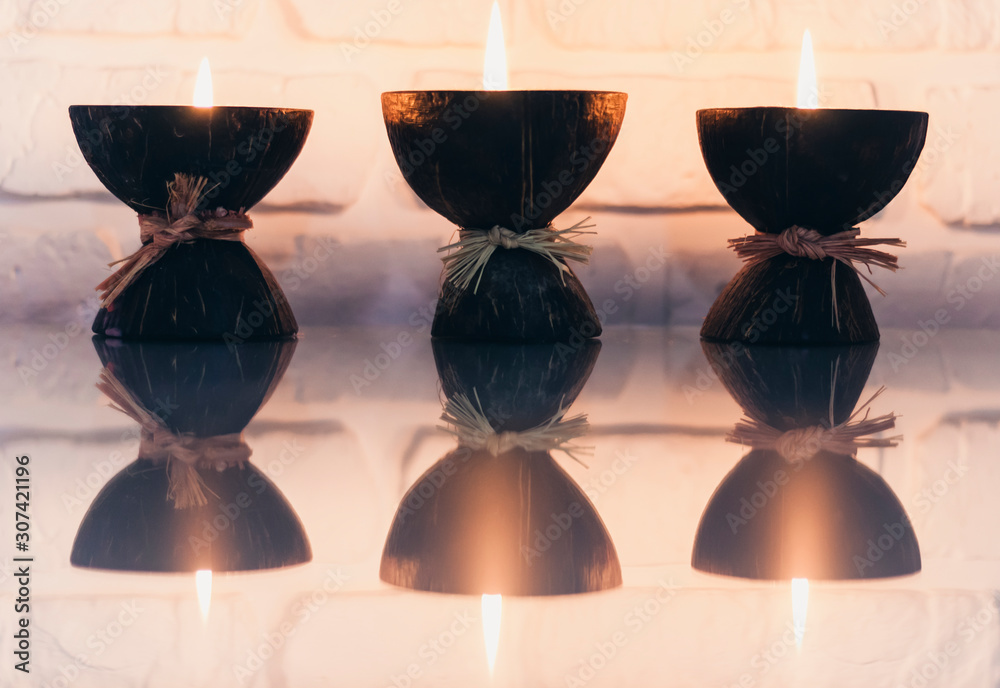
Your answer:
(4, 0), (1000, 326)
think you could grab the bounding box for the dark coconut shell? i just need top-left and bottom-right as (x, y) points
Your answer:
(433, 338), (600, 432)
(697, 107), (928, 234)
(430, 248), (602, 342)
(91, 240), (297, 340)
(69, 105), (313, 213)
(700, 340), (878, 430)
(380, 447), (621, 596)
(700, 253), (882, 344)
(382, 91), (626, 231)
(71, 460), (311, 573)
(692, 448), (920, 580)
(93, 337), (295, 436)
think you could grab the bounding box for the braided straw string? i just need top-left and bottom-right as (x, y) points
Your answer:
(97, 366), (252, 509)
(726, 386), (901, 464)
(729, 226), (905, 331)
(438, 217), (596, 294)
(438, 389), (592, 467)
(97, 174), (252, 309)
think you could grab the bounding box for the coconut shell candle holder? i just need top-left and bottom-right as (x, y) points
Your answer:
(697, 107), (928, 344)
(691, 341), (920, 580)
(69, 105), (313, 340)
(382, 90), (626, 342)
(70, 338), (311, 573)
(379, 339), (622, 595)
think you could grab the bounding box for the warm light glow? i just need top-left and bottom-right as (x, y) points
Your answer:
(196, 569), (213, 622)
(193, 57), (213, 108)
(796, 29), (818, 109)
(482, 594), (502, 675)
(791, 577), (809, 649)
(482, 1), (508, 91)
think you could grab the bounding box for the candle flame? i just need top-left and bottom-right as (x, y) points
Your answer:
(196, 569), (213, 623)
(483, 1), (508, 91)
(796, 29), (818, 108)
(482, 594), (502, 675)
(193, 57), (213, 108)
(791, 577), (809, 649)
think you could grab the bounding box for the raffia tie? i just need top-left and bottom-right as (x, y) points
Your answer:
(97, 173), (253, 309)
(438, 390), (593, 467)
(97, 366), (251, 509)
(438, 217), (596, 294)
(726, 387), (901, 464)
(729, 226), (905, 331)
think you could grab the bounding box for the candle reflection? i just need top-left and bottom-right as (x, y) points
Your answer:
(380, 340), (620, 596)
(196, 569), (213, 623)
(692, 342), (920, 581)
(71, 339), (311, 574)
(481, 593), (502, 675)
(791, 577), (809, 649)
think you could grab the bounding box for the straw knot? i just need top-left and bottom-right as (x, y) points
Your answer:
(438, 217), (597, 294)
(438, 390), (592, 467)
(775, 226), (828, 260)
(774, 426), (828, 463)
(727, 225), (906, 331)
(726, 387), (901, 464)
(97, 173), (253, 309)
(483, 431), (519, 457)
(486, 225), (522, 250)
(97, 366), (251, 509)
